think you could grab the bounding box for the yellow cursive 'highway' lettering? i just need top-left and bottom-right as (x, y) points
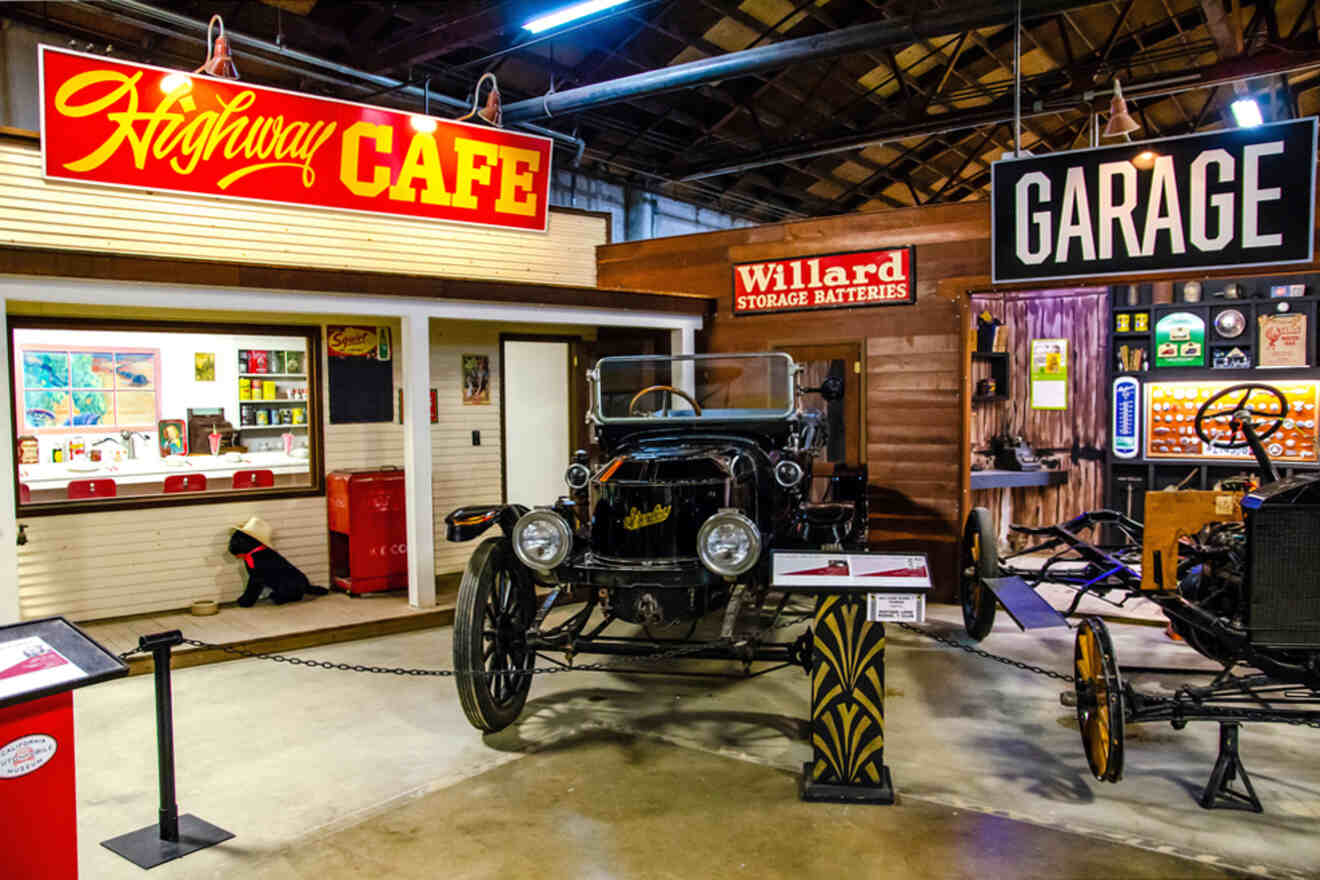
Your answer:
(53, 69), (336, 188)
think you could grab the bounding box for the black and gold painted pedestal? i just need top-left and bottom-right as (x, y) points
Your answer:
(800, 593), (894, 804)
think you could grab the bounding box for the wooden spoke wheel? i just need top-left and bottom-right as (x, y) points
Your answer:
(1073, 616), (1125, 783)
(959, 507), (998, 641)
(454, 537), (536, 732)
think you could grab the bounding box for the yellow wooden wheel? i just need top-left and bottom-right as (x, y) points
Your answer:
(959, 508), (997, 640)
(1073, 616), (1125, 782)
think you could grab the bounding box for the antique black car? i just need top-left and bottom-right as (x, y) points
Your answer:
(443, 352), (869, 732)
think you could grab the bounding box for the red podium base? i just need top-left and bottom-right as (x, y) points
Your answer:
(0, 691), (78, 880)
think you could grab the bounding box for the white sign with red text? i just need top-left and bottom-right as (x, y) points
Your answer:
(772, 552), (932, 590)
(0, 637), (84, 701)
(732, 247), (915, 316)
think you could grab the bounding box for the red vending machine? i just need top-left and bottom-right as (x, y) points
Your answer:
(327, 467), (408, 595)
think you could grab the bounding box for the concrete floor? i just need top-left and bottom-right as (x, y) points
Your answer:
(67, 604), (1320, 880)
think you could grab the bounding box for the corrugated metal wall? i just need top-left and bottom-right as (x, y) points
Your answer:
(0, 140), (603, 287)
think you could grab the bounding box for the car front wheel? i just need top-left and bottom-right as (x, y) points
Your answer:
(454, 537), (536, 732)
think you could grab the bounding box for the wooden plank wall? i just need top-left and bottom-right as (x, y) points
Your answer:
(597, 202), (992, 600)
(0, 138), (606, 287)
(969, 288), (1110, 543)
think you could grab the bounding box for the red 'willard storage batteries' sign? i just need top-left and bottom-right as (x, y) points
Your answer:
(38, 46), (552, 232)
(732, 246), (915, 316)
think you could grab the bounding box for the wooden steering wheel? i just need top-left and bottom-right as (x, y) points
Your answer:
(1194, 382), (1288, 449)
(628, 385), (703, 416)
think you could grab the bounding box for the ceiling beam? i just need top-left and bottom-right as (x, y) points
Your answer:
(680, 47), (1320, 181)
(502, 0), (1109, 123)
(1200, 0), (1244, 58)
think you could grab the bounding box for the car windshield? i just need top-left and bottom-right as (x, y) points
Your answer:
(594, 353), (795, 423)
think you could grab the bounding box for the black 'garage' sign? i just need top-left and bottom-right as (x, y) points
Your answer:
(991, 118), (1317, 283)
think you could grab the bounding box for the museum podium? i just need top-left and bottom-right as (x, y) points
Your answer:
(0, 617), (128, 880)
(772, 551), (932, 804)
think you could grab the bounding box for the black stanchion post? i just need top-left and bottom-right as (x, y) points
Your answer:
(147, 631), (181, 842)
(101, 631), (234, 869)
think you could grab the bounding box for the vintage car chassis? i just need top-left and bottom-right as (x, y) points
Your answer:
(519, 576), (816, 673)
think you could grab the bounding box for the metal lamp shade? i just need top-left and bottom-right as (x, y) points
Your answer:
(1103, 81), (1140, 138)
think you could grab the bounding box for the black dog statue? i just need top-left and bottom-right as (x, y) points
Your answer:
(228, 517), (328, 607)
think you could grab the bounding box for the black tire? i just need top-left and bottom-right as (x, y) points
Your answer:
(959, 507), (998, 641)
(453, 538), (536, 733)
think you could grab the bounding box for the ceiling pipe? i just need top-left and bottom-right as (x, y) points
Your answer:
(86, 0), (585, 152)
(680, 49), (1320, 181)
(502, 0), (1105, 123)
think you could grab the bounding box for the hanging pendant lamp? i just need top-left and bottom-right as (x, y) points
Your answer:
(1103, 79), (1139, 139)
(195, 15), (240, 80)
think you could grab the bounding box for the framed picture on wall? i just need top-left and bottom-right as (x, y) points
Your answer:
(158, 419), (187, 456)
(462, 355), (490, 405)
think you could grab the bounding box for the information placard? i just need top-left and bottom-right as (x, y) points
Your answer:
(772, 551), (932, 592)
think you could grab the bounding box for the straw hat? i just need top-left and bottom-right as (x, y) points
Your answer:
(235, 516), (272, 546)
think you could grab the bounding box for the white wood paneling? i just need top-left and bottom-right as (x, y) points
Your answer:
(0, 140), (605, 286)
(430, 324), (504, 578)
(16, 322), (403, 622)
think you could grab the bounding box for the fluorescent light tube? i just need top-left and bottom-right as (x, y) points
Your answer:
(1230, 98), (1263, 127)
(523, 0), (629, 34)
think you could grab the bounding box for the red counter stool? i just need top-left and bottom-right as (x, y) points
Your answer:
(19, 483), (30, 503)
(164, 474), (208, 493)
(232, 469), (274, 489)
(67, 478), (116, 499)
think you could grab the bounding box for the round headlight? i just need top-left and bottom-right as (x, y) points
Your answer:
(564, 462), (591, 490)
(774, 459), (804, 489)
(512, 509), (572, 571)
(696, 509), (761, 577)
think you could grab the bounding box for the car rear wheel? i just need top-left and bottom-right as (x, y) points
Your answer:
(454, 537), (536, 732)
(960, 507), (998, 641)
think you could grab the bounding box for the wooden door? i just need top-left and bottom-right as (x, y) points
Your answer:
(777, 343), (864, 469)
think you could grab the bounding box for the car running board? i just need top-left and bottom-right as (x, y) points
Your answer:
(982, 576), (1069, 631)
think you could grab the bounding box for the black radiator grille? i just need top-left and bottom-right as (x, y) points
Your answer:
(1249, 506), (1320, 648)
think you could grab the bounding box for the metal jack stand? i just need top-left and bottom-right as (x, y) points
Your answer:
(101, 631), (234, 868)
(1199, 722), (1263, 813)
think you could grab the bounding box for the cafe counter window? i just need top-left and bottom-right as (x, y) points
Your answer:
(11, 319), (322, 511)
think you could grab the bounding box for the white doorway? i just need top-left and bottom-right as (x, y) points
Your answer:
(502, 339), (570, 506)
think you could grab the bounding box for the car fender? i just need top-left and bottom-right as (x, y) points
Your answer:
(445, 504), (529, 542)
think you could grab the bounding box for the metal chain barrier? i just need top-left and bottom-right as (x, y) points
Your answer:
(895, 621), (1075, 683)
(893, 624), (1320, 727)
(117, 611), (815, 678)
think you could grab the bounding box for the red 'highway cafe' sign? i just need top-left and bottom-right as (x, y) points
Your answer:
(732, 246), (915, 316)
(38, 46), (552, 232)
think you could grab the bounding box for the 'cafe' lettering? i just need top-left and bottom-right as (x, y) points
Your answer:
(40, 46), (552, 232)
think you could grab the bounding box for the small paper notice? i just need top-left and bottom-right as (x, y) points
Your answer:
(0, 637), (84, 701)
(866, 593), (925, 623)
